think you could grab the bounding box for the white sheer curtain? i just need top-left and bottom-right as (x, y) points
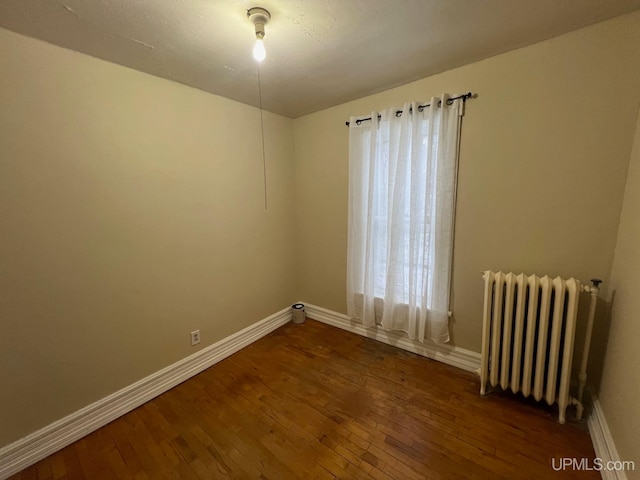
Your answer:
(346, 94), (463, 344)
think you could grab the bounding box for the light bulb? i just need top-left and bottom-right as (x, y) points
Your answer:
(253, 38), (266, 62)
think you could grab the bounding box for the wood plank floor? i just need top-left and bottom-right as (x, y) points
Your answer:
(10, 319), (599, 480)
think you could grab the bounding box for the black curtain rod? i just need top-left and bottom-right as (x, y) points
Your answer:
(345, 92), (475, 126)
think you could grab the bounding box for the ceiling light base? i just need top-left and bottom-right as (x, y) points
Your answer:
(248, 7), (271, 38)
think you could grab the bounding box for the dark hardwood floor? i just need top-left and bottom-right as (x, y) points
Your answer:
(10, 319), (598, 479)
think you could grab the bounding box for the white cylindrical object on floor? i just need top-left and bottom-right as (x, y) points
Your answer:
(292, 303), (306, 324)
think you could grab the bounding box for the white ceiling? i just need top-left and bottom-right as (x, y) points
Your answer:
(1, 0), (640, 118)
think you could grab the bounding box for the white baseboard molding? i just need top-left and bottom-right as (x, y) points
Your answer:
(587, 395), (629, 480)
(303, 303), (481, 373)
(0, 307), (292, 480)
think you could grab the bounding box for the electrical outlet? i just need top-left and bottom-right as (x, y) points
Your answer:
(190, 330), (201, 346)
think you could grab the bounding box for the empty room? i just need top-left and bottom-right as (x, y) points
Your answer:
(1, 1), (639, 479)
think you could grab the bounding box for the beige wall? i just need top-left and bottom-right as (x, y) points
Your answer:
(293, 12), (640, 351)
(600, 108), (640, 476)
(0, 28), (297, 446)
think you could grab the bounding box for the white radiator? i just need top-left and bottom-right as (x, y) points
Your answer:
(480, 271), (600, 424)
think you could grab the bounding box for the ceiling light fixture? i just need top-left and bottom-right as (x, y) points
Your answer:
(247, 7), (272, 210)
(247, 7), (271, 62)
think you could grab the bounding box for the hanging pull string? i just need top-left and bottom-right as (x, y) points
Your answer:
(344, 92), (476, 126)
(257, 64), (268, 210)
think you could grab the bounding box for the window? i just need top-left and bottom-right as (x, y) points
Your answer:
(346, 95), (464, 344)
